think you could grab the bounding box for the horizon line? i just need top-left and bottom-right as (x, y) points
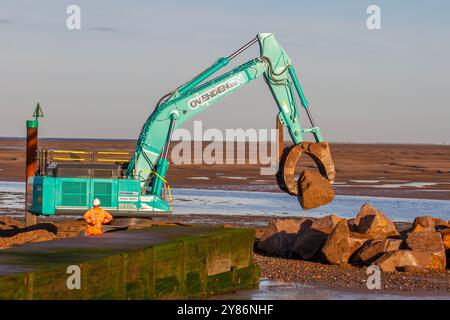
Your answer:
(0, 136), (448, 146)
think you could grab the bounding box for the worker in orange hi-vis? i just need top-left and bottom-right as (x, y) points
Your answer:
(83, 198), (113, 236)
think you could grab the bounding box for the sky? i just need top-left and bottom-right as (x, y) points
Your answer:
(0, 0), (449, 143)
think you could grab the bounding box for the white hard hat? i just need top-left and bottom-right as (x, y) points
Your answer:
(92, 198), (101, 207)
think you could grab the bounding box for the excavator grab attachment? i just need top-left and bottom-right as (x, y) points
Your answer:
(276, 142), (336, 209)
(276, 112), (336, 209)
(276, 141), (335, 196)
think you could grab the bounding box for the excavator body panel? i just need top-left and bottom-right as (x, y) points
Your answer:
(29, 175), (170, 216)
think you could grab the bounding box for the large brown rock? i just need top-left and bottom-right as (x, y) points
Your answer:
(292, 214), (345, 260)
(440, 229), (450, 266)
(406, 231), (445, 253)
(292, 228), (327, 260)
(310, 214), (345, 235)
(403, 265), (429, 273)
(434, 218), (450, 230)
(354, 203), (399, 238)
(352, 238), (403, 265)
(410, 216), (436, 233)
(375, 250), (420, 272)
(375, 245), (446, 273)
(0, 229), (57, 249)
(298, 170), (335, 210)
(405, 231), (446, 271)
(0, 216), (23, 230)
(258, 219), (306, 257)
(440, 229), (450, 250)
(322, 220), (368, 265)
(411, 251), (446, 272)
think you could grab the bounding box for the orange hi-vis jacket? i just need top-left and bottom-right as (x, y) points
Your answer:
(83, 207), (113, 236)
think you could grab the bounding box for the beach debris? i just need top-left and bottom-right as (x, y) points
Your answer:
(321, 220), (368, 265)
(353, 203), (400, 238)
(298, 170), (335, 210)
(352, 238), (403, 266)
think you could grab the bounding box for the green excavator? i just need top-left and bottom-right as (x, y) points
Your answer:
(29, 33), (335, 216)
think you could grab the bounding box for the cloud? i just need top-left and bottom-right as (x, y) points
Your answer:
(0, 18), (12, 24)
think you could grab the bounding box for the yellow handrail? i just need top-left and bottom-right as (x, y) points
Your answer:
(96, 151), (131, 155)
(53, 157), (86, 161)
(48, 149), (132, 163)
(96, 158), (130, 163)
(52, 150), (89, 154)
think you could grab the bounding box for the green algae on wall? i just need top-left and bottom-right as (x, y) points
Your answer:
(0, 227), (259, 300)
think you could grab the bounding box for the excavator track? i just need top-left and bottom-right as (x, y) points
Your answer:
(276, 141), (336, 196)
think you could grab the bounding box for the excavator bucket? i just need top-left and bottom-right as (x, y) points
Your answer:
(276, 141), (336, 198)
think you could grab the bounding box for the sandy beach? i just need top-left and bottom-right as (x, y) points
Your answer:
(1, 138), (449, 298)
(1, 138), (450, 199)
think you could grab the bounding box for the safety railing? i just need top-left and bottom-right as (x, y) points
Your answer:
(37, 148), (133, 173)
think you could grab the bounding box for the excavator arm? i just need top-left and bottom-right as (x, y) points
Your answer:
(127, 33), (335, 206)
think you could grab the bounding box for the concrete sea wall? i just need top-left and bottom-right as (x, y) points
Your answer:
(0, 227), (259, 299)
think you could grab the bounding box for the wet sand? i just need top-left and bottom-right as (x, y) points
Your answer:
(1, 207), (449, 297)
(164, 214), (450, 297)
(216, 279), (450, 300)
(1, 138), (450, 298)
(254, 254), (450, 295)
